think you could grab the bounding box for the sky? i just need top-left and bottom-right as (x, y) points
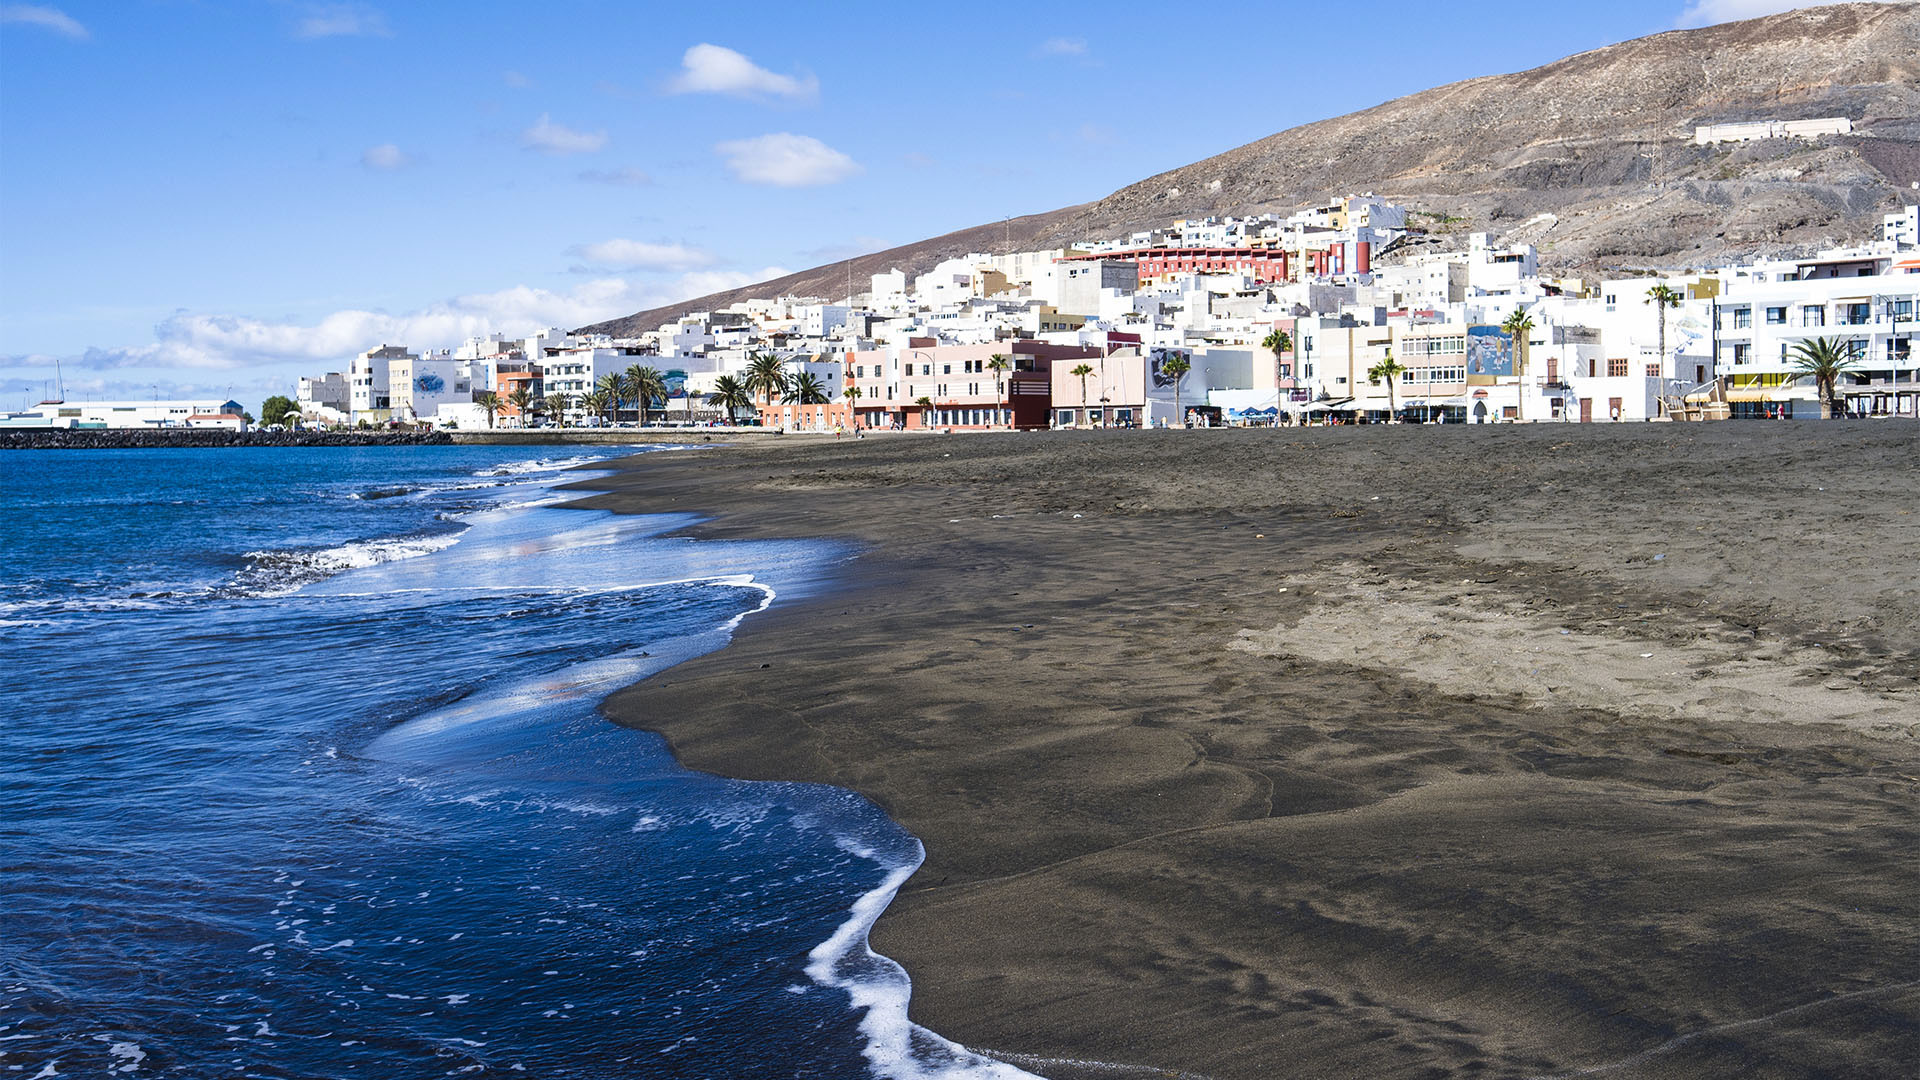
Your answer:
(0, 0), (1892, 407)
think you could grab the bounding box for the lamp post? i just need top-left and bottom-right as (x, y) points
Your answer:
(910, 349), (932, 428)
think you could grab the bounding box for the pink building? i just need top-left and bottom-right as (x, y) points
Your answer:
(842, 339), (1106, 430)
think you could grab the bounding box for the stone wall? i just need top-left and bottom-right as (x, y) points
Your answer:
(2, 429), (453, 450)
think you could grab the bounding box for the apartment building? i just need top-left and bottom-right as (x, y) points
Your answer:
(1710, 252), (1919, 417)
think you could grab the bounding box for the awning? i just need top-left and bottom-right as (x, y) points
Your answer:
(1723, 387), (1799, 403)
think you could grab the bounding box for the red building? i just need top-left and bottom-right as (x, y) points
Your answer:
(1058, 243), (1370, 284)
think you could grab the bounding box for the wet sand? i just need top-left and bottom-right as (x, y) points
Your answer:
(570, 423), (1920, 1080)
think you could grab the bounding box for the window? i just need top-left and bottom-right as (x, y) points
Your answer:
(1766, 306), (1787, 325)
(1803, 307), (1826, 327)
(1546, 357), (1559, 380)
(942, 364), (951, 374)
(1731, 343), (1750, 365)
(1731, 307), (1751, 329)
(1646, 364), (1660, 377)
(1608, 357), (1628, 377)
(1842, 302), (1871, 326)
(1587, 358), (1597, 378)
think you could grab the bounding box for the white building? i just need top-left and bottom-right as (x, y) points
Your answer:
(296, 374), (351, 427)
(1692, 117), (1852, 145)
(350, 344), (410, 425)
(1885, 205), (1918, 250)
(389, 353), (479, 422)
(1038, 259), (1137, 316)
(1708, 252), (1919, 417)
(3, 399), (247, 430)
(1465, 233), (1539, 296)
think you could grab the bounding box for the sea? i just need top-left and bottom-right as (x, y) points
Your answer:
(0, 445), (1037, 1080)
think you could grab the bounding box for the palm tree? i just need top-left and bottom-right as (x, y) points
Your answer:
(581, 389), (612, 427)
(1646, 284), (1683, 415)
(542, 392), (571, 428)
(913, 395), (934, 428)
(474, 390), (502, 429)
(596, 373), (628, 425)
(1069, 363), (1094, 426)
(621, 363), (646, 423)
(1261, 327), (1294, 394)
(505, 385), (533, 427)
(628, 366), (667, 426)
(844, 384), (862, 428)
(743, 351), (789, 417)
(1160, 354), (1191, 428)
(1368, 349), (1407, 421)
(987, 354), (1011, 426)
(791, 370), (830, 405)
(1501, 307), (1535, 422)
(1787, 337), (1859, 419)
(706, 375), (753, 424)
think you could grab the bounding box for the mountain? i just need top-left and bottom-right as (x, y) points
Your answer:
(580, 2), (1920, 337)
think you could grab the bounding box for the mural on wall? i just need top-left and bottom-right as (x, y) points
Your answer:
(1466, 327), (1514, 377)
(664, 370), (688, 401)
(1150, 351), (1192, 389)
(414, 373), (445, 394)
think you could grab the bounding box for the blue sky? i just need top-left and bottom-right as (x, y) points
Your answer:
(0, 0), (1874, 406)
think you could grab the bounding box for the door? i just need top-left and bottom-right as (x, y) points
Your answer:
(1579, 398), (1592, 423)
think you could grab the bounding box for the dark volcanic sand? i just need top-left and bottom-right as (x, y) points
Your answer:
(569, 423), (1920, 1080)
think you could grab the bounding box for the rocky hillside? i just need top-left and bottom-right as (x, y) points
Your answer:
(582, 2), (1919, 337)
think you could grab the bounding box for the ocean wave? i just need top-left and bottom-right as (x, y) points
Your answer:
(808, 837), (1041, 1080)
(232, 532), (464, 598)
(471, 453), (611, 478)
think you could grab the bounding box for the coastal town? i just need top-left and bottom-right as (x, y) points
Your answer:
(9, 195), (1918, 435)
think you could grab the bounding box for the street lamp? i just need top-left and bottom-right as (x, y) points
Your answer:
(910, 349), (933, 427)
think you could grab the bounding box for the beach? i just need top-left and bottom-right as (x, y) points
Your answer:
(574, 423), (1920, 1080)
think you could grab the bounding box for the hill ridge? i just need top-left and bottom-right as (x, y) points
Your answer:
(581, 2), (1919, 337)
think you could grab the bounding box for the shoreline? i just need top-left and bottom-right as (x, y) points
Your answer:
(0, 428), (814, 450)
(569, 424), (1920, 1080)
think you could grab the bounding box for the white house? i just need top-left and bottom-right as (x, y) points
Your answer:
(2, 399), (247, 430)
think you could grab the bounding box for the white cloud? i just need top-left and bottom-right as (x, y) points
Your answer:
(503, 69), (531, 88)
(295, 3), (391, 39)
(28, 273), (790, 376)
(1675, 0), (1915, 27)
(666, 44), (817, 101)
(567, 239), (716, 272)
(577, 167), (652, 186)
(1037, 36), (1087, 56)
(714, 133), (860, 188)
(0, 4), (88, 38)
(360, 143), (411, 170)
(523, 113), (607, 155)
